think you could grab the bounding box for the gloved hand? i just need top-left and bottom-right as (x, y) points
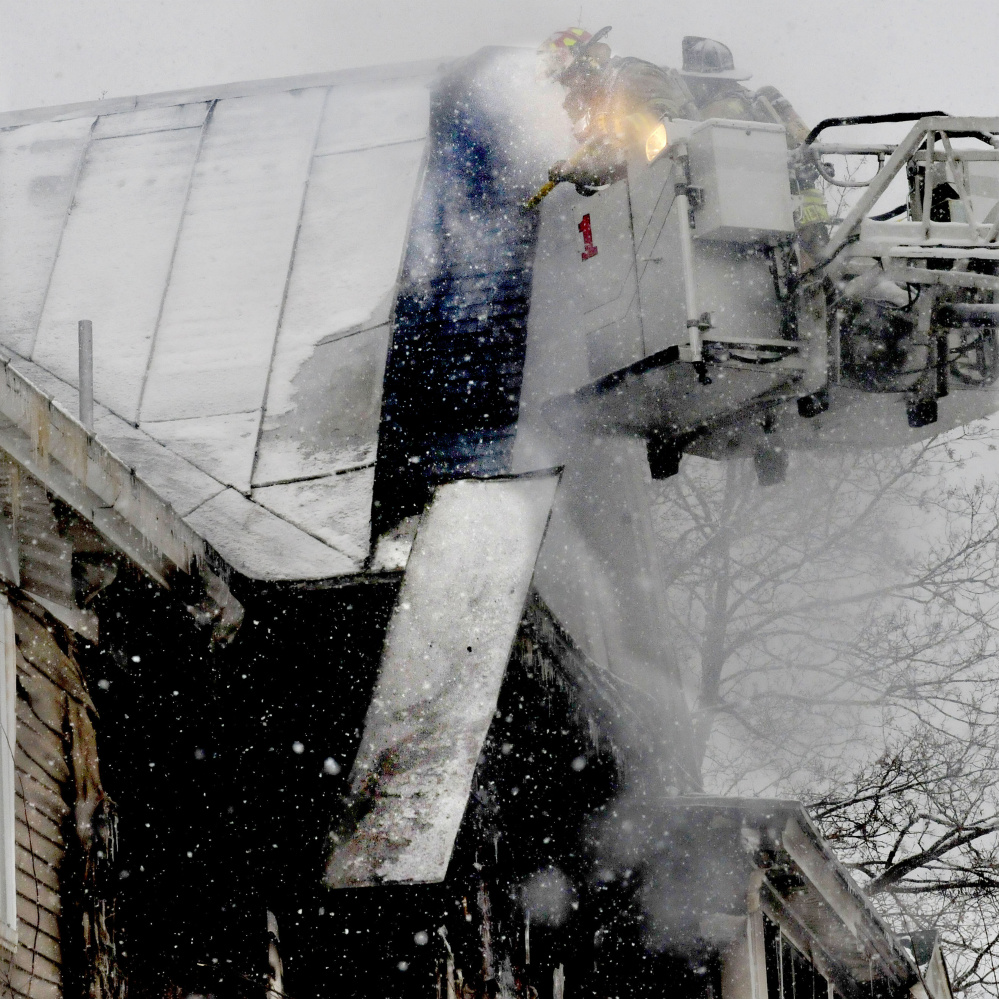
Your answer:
(548, 150), (622, 193)
(548, 161), (569, 184)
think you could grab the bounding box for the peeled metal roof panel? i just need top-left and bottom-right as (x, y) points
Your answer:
(32, 125), (204, 422)
(139, 88), (327, 423)
(0, 117), (94, 357)
(325, 472), (560, 888)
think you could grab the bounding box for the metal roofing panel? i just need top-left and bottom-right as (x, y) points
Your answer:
(0, 66), (448, 582)
(91, 421), (225, 518)
(32, 125), (204, 422)
(325, 472), (559, 887)
(91, 102), (210, 140)
(139, 88), (327, 423)
(254, 325), (389, 487)
(315, 80), (430, 155)
(0, 117), (94, 356)
(184, 486), (360, 580)
(140, 411), (260, 493)
(252, 466), (374, 561)
(256, 139), (425, 433)
(0, 61), (441, 132)
(252, 132), (424, 491)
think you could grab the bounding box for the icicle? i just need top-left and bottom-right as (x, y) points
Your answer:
(439, 927), (457, 999)
(553, 964), (565, 999)
(266, 910), (284, 999)
(497, 956), (517, 999)
(478, 881), (495, 984)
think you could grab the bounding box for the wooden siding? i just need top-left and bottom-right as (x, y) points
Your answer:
(5, 610), (91, 999)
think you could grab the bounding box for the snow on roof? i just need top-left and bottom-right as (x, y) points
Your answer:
(0, 61), (439, 580)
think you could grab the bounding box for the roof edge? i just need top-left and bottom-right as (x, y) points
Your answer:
(0, 354), (205, 585)
(0, 57), (448, 131)
(666, 795), (917, 979)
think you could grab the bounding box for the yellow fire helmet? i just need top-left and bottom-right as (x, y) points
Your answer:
(537, 26), (611, 83)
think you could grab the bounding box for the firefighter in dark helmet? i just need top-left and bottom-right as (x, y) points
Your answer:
(680, 36), (830, 259)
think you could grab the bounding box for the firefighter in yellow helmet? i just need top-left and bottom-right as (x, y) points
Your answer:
(537, 26), (700, 197)
(680, 36), (830, 258)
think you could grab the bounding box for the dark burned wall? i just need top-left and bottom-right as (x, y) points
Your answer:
(79, 569), (397, 999)
(301, 601), (720, 999)
(76, 562), (677, 999)
(79, 568), (722, 999)
(373, 47), (545, 533)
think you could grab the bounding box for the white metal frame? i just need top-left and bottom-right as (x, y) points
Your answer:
(809, 116), (999, 288)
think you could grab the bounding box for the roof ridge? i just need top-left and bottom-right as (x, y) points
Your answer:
(0, 58), (445, 131)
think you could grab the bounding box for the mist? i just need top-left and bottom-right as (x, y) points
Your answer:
(5, 0), (999, 124)
(3, 3), (999, 995)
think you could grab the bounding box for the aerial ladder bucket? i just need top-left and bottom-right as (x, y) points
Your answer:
(520, 114), (999, 477)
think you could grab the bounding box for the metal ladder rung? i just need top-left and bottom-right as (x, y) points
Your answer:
(882, 246), (999, 259)
(704, 336), (799, 349)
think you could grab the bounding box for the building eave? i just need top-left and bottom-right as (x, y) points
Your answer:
(0, 354), (203, 587)
(664, 796), (919, 986)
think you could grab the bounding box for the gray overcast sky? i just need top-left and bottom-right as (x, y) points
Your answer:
(2, 1), (997, 121)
